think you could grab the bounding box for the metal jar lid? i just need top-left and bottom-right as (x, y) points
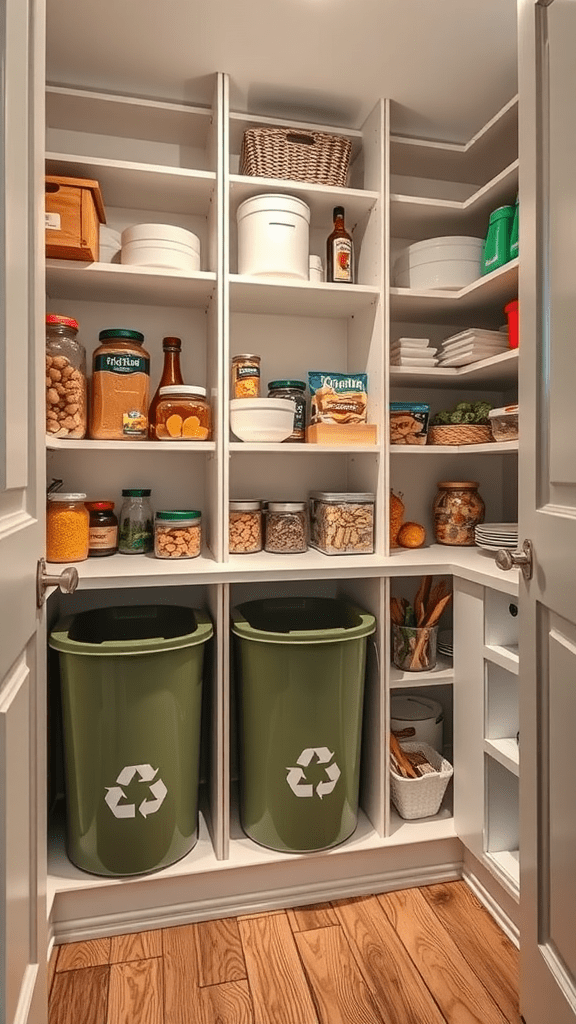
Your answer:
(309, 491), (375, 503)
(267, 501), (307, 512)
(156, 510), (201, 522)
(159, 385), (207, 398)
(99, 329), (145, 343)
(232, 353), (260, 362)
(230, 500), (262, 511)
(47, 492), (87, 501)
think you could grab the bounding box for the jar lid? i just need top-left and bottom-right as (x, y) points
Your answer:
(268, 380), (306, 391)
(268, 501), (307, 511)
(232, 353), (260, 362)
(230, 500), (262, 511)
(46, 314), (79, 330)
(85, 501), (115, 511)
(99, 329), (145, 343)
(488, 404), (519, 418)
(122, 488), (151, 497)
(310, 491), (375, 502)
(47, 492), (87, 501)
(437, 481), (479, 489)
(159, 385), (207, 398)
(156, 510), (201, 521)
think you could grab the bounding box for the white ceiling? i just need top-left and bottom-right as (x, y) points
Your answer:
(46, 0), (518, 142)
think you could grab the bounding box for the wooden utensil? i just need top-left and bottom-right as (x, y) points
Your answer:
(414, 575), (432, 625)
(390, 732), (419, 778)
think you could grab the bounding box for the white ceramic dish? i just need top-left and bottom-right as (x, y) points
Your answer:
(121, 223), (201, 272)
(393, 236), (483, 289)
(438, 349), (509, 367)
(441, 328), (507, 347)
(395, 337), (431, 348)
(229, 397), (294, 442)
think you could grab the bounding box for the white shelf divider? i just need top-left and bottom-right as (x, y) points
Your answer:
(390, 259), (518, 325)
(391, 441), (518, 455)
(46, 437), (216, 453)
(390, 655), (453, 688)
(389, 349), (518, 390)
(484, 737), (520, 776)
(483, 644), (520, 674)
(45, 260), (217, 308)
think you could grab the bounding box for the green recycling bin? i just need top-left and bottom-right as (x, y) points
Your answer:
(49, 605), (213, 877)
(232, 597), (376, 853)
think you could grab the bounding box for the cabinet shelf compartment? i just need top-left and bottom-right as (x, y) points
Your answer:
(484, 738), (519, 776)
(389, 349), (518, 390)
(390, 656), (453, 687)
(229, 176), (379, 229)
(46, 437), (217, 453)
(229, 276), (380, 317)
(45, 261), (217, 309)
(484, 756), (519, 897)
(389, 259), (518, 326)
(485, 660), (519, 768)
(391, 441), (518, 455)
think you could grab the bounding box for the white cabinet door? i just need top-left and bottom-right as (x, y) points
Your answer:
(518, 1), (576, 1020)
(0, 1), (47, 1022)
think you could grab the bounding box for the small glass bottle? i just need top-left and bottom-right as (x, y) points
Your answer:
(45, 315), (87, 439)
(326, 206), (354, 284)
(264, 502), (308, 553)
(148, 337), (185, 439)
(267, 381), (306, 442)
(85, 501), (118, 557)
(118, 489), (153, 554)
(46, 493), (90, 562)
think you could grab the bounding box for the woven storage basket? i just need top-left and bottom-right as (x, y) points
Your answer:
(240, 127), (351, 187)
(428, 424), (493, 446)
(390, 742), (453, 820)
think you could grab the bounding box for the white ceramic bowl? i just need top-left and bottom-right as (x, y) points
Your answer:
(230, 398), (294, 442)
(121, 223), (201, 272)
(393, 235), (483, 289)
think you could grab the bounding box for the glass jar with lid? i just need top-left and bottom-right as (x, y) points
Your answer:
(154, 511), (202, 558)
(45, 314), (87, 439)
(229, 500), (263, 553)
(118, 488), (153, 554)
(85, 500), (118, 557)
(267, 380), (306, 442)
(264, 502), (308, 553)
(46, 493), (90, 562)
(153, 385), (211, 440)
(432, 481), (485, 546)
(89, 329), (150, 441)
(231, 354), (261, 398)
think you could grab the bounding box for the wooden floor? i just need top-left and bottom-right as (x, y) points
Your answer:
(48, 880), (522, 1024)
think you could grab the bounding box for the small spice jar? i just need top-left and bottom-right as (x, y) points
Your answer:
(154, 511), (202, 559)
(118, 489), (153, 554)
(265, 502), (308, 553)
(229, 500), (262, 554)
(231, 354), (261, 398)
(267, 380), (306, 442)
(85, 501), (118, 557)
(89, 329), (150, 440)
(433, 481), (485, 546)
(45, 315), (87, 439)
(46, 493), (90, 562)
(154, 385), (211, 440)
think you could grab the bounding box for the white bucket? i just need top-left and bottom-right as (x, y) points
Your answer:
(393, 235), (483, 289)
(121, 224), (201, 273)
(390, 695), (444, 751)
(237, 194), (311, 279)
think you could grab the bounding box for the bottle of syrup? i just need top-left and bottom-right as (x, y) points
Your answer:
(326, 206), (354, 283)
(148, 337), (184, 438)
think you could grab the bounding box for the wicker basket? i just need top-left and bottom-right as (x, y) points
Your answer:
(240, 127), (351, 187)
(390, 742), (453, 820)
(428, 424), (493, 446)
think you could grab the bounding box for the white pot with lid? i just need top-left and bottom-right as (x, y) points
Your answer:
(121, 223), (201, 273)
(237, 193), (311, 279)
(390, 695), (444, 751)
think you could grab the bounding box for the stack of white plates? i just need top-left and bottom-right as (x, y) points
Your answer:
(390, 337), (438, 367)
(438, 328), (509, 367)
(475, 523), (519, 551)
(437, 630), (453, 659)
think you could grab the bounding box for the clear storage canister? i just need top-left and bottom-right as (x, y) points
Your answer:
(45, 314), (87, 439)
(309, 491), (375, 554)
(229, 500), (262, 554)
(46, 493), (89, 562)
(264, 501), (308, 553)
(118, 488), (153, 554)
(154, 511), (202, 559)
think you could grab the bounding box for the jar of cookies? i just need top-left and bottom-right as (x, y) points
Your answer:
(45, 315), (87, 438)
(154, 511), (202, 559)
(229, 500), (262, 554)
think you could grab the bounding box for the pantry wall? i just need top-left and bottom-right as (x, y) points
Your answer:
(40, 73), (524, 949)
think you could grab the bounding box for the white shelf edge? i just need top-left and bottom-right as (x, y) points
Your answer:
(484, 849), (520, 897)
(389, 348), (518, 385)
(390, 655), (453, 687)
(390, 258), (519, 304)
(484, 738), (520, 776)
(46, 84), (213, 118)
(389, 95), (519, 157)
(46, 151), (216, 182)
(229, 173), (378, 203)
(228, 110), (364, 139)
(483, 644), (520, 674)
(390, 441), (517, 455)
(229, 442), (380, 454)
(390, 159), (519, 216)
(46, 437), (216, 452)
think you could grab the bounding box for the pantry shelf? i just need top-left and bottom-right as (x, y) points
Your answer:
(46, 437), (217, 452)
(229, 175), (379, 227)
(389, 349), (518, 389)
(228, 275), (380, 316)
(390, 441), (518, 454)
(389, 259), (518, 325)
(483, 644), (520, 674)
(390, 656), (454, 688)
(45, 260), (217, 308)
(484, 738), (520, 776)
(228, 442), (380, 454)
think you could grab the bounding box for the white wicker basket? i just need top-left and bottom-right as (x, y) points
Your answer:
(390, 741), (453, 820)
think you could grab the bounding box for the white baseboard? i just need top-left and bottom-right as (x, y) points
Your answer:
(462, 864), (520, 947)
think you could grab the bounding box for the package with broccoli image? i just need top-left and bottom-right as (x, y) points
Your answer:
(389, 402), (430, 445)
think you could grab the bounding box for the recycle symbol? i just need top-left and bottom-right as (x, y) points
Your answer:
(104, 764), (167, 819)
(286, 747), (341, 799)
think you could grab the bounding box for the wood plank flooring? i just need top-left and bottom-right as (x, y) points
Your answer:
(48, 880), (522, 1024)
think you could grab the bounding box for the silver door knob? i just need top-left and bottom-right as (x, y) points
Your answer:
(36, 558), (79, 607)
(495, 539), (533, 581)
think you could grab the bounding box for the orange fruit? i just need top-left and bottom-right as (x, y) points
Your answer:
(397, 521), (426, 548)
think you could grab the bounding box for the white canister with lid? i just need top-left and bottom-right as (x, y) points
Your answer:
(309, 255), (323, 282)
(237, 194), (311, 279)
(390, 695), (444, 751)
(121, 223), (201, 273)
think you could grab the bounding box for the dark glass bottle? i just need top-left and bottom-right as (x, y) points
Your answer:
(148, 337), (184, 438)
(326, 206), (354, 284)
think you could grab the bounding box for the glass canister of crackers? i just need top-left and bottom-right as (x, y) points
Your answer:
(308, 372), (368, 425)
(389, 402), (430, 445)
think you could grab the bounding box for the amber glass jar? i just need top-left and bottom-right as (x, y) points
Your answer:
(231, 354), (260, 398)
(45, 315), (87, 439)
(433, 481), (485, 546)
(46, 493), (90, 562)
(89, 329), (150, 440)
(85, 500), (118, 557)
(154, 385), (211, 440)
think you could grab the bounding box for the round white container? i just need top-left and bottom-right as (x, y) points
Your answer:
(99, 226), (121, 264)
(393, 236), (483, 289)
(237, 194), (310, 279)
(309, 255), (323, 282)
(230, 397), (294, 442)
(121, 224), (201, 273)
(390, 695), (444, 751)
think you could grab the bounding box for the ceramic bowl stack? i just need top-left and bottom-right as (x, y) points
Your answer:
(390, 337), (438, 367)
(475, 522), (519, 551)
(437, 630), (453, 660)
(438, 328), (509, 367)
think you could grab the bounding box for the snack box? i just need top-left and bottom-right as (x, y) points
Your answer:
(389, 403), (430, 446)
(488, 404), (518, 442)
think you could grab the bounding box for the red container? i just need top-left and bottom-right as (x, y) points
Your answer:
(505, 299), (519, 348)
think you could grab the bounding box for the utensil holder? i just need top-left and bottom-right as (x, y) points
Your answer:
(392, 624), (438, 672)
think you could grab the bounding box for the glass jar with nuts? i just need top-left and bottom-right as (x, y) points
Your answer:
(229, 500), (262, 554)
(154, 510), (202, 559)
(45, 314), (87, 439)
(264, 502), (308, 554)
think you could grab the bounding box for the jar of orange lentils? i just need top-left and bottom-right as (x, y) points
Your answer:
(46, 493), (90, 562)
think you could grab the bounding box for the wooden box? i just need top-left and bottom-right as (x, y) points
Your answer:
(45, 176), (106, 261)
(306, 423), (378, 445)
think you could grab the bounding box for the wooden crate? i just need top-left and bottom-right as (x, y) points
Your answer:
(45, 176), (106, 261)
(306, 423), (378, 445)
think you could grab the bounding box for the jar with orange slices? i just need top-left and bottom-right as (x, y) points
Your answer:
(153, 385), (212, 440)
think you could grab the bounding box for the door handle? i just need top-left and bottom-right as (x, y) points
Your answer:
(36, 558), (79, 607)
(495, 539), (533, 581)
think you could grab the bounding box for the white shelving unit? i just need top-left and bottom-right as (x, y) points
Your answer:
(44, 76), (522, 940)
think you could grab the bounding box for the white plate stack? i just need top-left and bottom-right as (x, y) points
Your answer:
(438, 328), (510, 367)
(437, 630), (453, 660)
(390, 337), (438, 367)
(475, 522), (519, 551)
